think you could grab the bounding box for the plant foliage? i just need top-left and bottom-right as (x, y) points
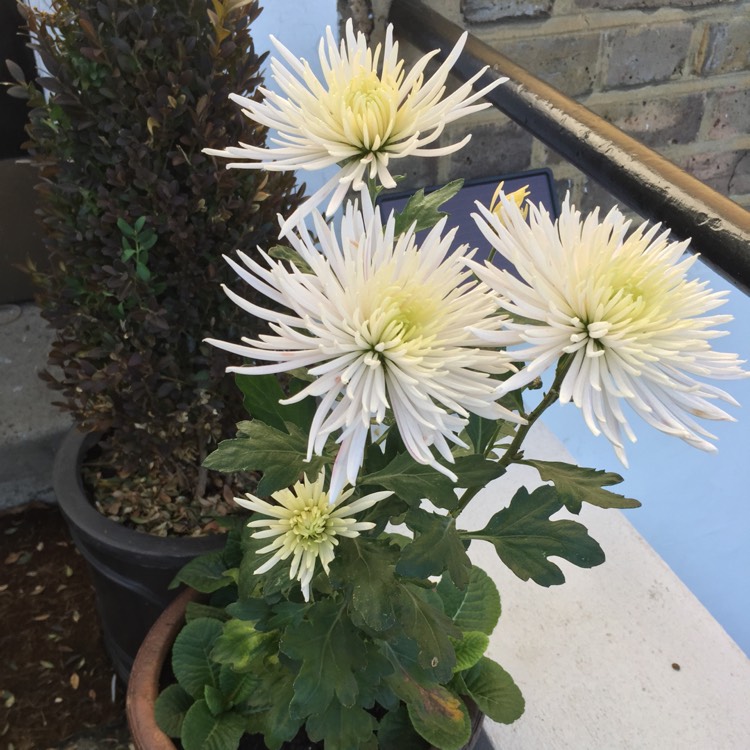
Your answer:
(160, 369), (621, 749)
(17, 0), (302, 532)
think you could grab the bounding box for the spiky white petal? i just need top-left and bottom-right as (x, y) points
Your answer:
(468, 193), (748, 465)
(207, 195), (523, 501)
(236, 472), (390, 600)
(204, 19), (506, 235)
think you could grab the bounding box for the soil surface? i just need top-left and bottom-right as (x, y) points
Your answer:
(0, 503), (131, 750)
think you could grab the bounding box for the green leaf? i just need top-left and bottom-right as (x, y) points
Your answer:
(235, 374), (315, 432)
(218, 664), (263, 707)
(155, 684), (194, 737)
(264, 600), (309, 631)
(171, 550), (233, 593)
(395, 586), (459, 682)
(386, 671), (470, 750)
(135, 261), (151, 281)
(134, 215), (147, 232)
(436, 566), (501, 635)
(452, 454), (507, 489)
(180, 700), (245, 750)
(377, 704), (429, 749)
(204, 684), (228, 716)
(116, 217), (134, 237)
(397, 510), (471, 589)
(224, 597), (270, 622)
(392, 179), (464, 236)
(140, 232), (158, 251)
(460, 656), (524, 725)
(305, 701), (378, 750)
(362, 453), (458, 510)
(334, 537), (399, 632)
(465, 413), (498, 455)
(256, 671), (304, 748)
(451, 631), (489, 672)
(211, 619), (278, 673)
(523, 459), (641, 514)
(462, 485), (606, 586)
(185, 602), (230, 623)
(280, 598), (367, 718)
(171, 618), (223, 699)
(203, 421), (330, 496)
(267, 244), (313, 273)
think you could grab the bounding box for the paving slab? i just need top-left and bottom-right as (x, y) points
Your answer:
(0, 302), (72, 509)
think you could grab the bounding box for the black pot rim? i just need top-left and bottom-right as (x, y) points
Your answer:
(54, 426), (227, 559)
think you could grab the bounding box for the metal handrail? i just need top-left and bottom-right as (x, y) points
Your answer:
(389, 0), (750, 294)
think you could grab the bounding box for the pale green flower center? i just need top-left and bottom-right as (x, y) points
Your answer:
(344, 72), (392, 116)
(290, 504), (330, 542)
(387, 289), (434, 340)
(328, 70), (401, 150)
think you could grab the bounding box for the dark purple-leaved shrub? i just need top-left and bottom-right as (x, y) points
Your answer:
(17, 0), (302, 533)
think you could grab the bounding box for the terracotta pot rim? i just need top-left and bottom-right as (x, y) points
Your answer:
(127, 588), (197, 750)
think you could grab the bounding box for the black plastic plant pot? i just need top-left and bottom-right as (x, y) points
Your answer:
(53, 427), (226, 683)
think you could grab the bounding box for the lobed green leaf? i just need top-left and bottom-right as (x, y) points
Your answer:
(397, 510), (472, 590)
(523, 459), (641, 514)
(203, 421), (330, 496)
(280, 598), (367, 719)
(362, 453), (458, 510)
(462, 485), (606, 586)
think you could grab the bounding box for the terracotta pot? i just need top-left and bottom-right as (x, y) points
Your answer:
(54, 428), (226, 682)
(127, 589), (486, 750)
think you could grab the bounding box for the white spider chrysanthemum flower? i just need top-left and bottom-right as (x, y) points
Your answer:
(206, 196), (523, 501)
(468, 194), (748, 466)
(236, 472), (391, 601)
(204, 20), (505, 235)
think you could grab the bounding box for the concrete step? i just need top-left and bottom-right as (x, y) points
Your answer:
(0, 303), (72, 511)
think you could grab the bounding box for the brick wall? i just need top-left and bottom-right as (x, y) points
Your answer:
(386, 0), (750, 217)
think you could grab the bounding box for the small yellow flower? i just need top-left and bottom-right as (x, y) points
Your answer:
(489, 182), (530, 225)
(235, 472), (391, 601)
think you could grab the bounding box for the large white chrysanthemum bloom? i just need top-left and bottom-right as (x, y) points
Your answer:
(207, 196), (523, 500)
(204, 20), (505, 235)
(236, 472), (391, 601)
(467, 194), (748, 465)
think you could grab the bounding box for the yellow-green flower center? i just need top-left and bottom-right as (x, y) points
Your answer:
(388, 289), (434, 340)
(328, 70), (401, 150)
(290, 505), (330, 542)
(343, 72), (392, 115)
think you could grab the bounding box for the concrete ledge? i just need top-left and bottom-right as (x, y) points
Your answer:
(464, 422), (750, 749)
(0, 303), (71, 510)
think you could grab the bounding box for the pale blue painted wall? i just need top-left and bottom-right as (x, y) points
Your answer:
(544, 263), (750, 655)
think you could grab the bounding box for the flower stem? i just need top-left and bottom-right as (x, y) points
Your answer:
(450, 354), (574, 519)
